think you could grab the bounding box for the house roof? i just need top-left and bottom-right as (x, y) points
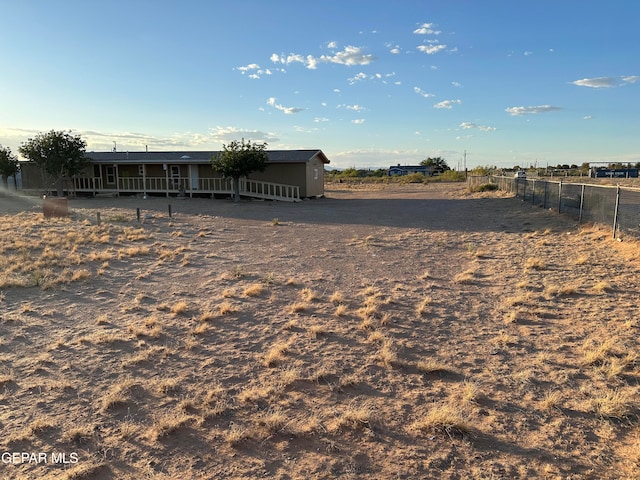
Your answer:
(84, 150), (330, 165)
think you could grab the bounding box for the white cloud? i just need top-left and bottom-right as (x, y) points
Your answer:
(293, 125), (316, 133)
(265, 46), (376, 74)
(390, 47), (401, 54)
(314, 117), (329, 123)
(209, 126), (279, 143)
(572, 75), (639, 88)
(505, 105), (562, 115)
(413, 23), (441, 35)
(459, 121), (496, 131)
(417, 44), (447, 55)
(320, 45), (376, 66)
(348, 71), (395, 85)
(40, 126), (281, 152)
(451, 81), (462, 87)
(571, 77), (617, 88)
(236, 63), (260, 73)
(266, 97), (304, 115)
(583, 115), (594, 120)
(236, 63), (274, 79)
(524, 51), (533, 56)
(434, 99), (462, 109)
(345, 104), (365, 111)
(351, 119), (366, 124)
(347, 72), (368, 84)
(306, 55), (319, 70)
(414, 86), (435, 98)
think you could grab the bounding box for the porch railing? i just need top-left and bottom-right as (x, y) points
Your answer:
(241, 178), (300, 201)
(72, 176), (300, 202)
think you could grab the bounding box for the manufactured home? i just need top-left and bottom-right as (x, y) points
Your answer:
(20, 149), (330, 202)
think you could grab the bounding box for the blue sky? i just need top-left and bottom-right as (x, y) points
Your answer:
(1, 0), (638, 169)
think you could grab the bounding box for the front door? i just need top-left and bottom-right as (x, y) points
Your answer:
(105, 166), (116, 186)
(170, 166), (180, 189)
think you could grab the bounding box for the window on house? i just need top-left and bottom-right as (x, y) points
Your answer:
(314, 168), (319, 180)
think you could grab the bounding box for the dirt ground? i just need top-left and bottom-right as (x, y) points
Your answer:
(1, 183), (639, 479)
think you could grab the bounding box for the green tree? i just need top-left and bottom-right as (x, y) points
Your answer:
(18, 130), (87, 196)
(0, 145), (20, 188)
(210, 139), (268, 202)
(420, 156), (450, 174)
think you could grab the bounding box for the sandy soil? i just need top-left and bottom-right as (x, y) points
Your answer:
(1, 183), (639, 479)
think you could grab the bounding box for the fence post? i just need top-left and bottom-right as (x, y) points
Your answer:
(612, 185), (621, 239)
(543, 181), (548, 209)
(578, 184), (585, 224)
(558, 181), (563, 213)
(531, 179), (536, 205)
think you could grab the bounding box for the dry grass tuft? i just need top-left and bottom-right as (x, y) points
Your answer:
(454, 269), (475, 284)
(539, 391), (563, 411)
(415, 297), (433, 316)
(411, 402), (471, 437)
(376, 341), (400, 368)
(243, 283), (264, 297)
(592, 281), (612, 294)
(334, 304), (348, 317)
(590, 389), (633, 419)
(417, 358), (453, 374)
(326, 400), (374, 433)
(224, 424), (251, 447)
(329, 290), (344, 304)
(264, 341), (290, 367)
(300, 287), (318, 302)
(148, 410), (192, 441)
(544, 283), (578, 298)
(256, 408), (289, 436)
(99, 378), (139, 413)
(524, 257), (545, 271)
(288, 302), (307, 313)
(170, 300), (188, 315)
(218, 301), (237, 315)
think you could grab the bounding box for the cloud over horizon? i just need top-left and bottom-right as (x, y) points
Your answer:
(505, 105), (562, 116)
(267, 98), (304, 115)
(571, 76), (639, 88)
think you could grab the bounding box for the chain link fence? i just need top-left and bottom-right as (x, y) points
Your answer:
(468, 176), (640, 239)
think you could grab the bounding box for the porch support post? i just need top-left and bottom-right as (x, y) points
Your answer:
(164, 164), (169, 198)
(142, 164), (147, 198)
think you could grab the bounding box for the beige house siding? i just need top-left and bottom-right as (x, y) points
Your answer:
(250, 163), (307, 196)
(305, 157), (326, 197)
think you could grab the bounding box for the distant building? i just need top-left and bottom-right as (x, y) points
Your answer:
(387, 164), (433, 176)
(590, 167), (639, 178)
